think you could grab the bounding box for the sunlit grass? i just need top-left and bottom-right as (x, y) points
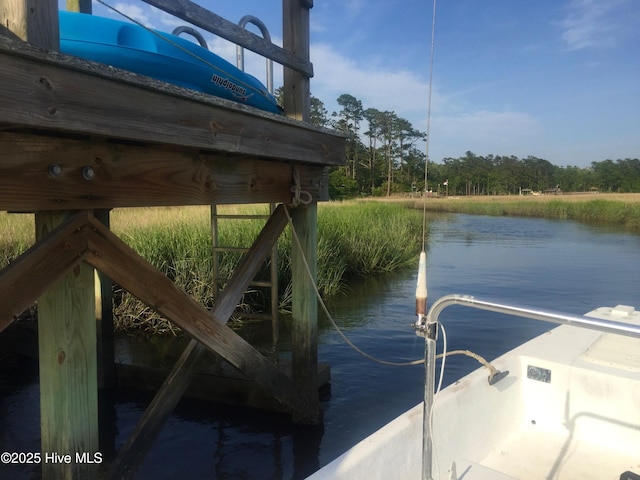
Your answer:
(0, 202), (424, 334)
(0, 212), (34, 266)
(401, 193), (640, 229)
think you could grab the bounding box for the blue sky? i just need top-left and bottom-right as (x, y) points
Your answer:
(59, 1), (639, 167)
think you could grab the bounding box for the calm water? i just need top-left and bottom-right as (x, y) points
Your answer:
(2, 213), (640, 479)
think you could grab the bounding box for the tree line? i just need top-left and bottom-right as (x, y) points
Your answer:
(276, 89), (640, 198)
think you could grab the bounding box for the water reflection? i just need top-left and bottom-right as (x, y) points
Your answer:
(2, 213), (640, 479)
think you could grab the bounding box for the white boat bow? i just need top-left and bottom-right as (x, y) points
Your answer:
(308, 297), (640, 480)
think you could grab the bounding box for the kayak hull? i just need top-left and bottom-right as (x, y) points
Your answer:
(58, 11), (282, 114)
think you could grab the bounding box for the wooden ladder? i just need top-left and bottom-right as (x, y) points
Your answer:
(211, 203), (280, 344)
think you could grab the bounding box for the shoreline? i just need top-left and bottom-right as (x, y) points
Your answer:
(377, 192), (640, 229)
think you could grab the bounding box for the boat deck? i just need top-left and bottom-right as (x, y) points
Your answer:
(481, 423), (639, 480)
(436, 305), (640, 480)
(308, 304), (640, 480)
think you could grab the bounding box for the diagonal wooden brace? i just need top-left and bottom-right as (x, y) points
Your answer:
(88, 205), (308, 479)
(0, 206), (311, 479)
(0, 210), (91, 333)
(84, 210), (308, 410)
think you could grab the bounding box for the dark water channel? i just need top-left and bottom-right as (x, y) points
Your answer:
(2, 213), (640, 479)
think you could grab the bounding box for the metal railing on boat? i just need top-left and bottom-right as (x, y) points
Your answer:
(415, 294), (640, 480)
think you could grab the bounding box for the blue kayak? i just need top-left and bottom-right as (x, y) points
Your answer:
(58, 11), (282, 114)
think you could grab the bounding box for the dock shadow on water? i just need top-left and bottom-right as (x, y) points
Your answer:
(0, 268), (420, 480)
(3, 213), (640, 479)
(0, 332), (329, 480)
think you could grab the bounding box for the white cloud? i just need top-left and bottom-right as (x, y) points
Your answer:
(310, 43), (431, 120)
(307, 42), (546, 162)
(102, 3), (181, 31)
(558, 0), (629, 50)
(112, 3), (150, 24)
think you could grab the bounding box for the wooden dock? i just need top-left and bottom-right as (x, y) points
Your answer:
(0, 1), (345, 478)
(0, 322), (331, 413)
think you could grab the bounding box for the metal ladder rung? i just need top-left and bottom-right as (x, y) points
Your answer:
(231, 311), (273, 321)
(214, 277), (272, 288)
(211, 203), (279, 345)
(213, 246), (250, 253)
(215, 214), (271, 220)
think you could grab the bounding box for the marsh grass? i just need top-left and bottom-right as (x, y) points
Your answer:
(4, 195), (639, 333)
(0, 212), (34, 266)
(117, 202), (423, 332)
(1, 203), (424, 334)
(403, 193), (640, 229)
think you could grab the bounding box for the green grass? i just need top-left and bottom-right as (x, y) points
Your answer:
(5, 195), (640, 334)
(0, 212), (34, 267)
(403, 194), (640, 229)
(0, 202), (425, 334)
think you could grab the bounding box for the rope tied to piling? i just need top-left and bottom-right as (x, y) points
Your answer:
(283, 204), (501, 375)
(289, 165), (312, 207)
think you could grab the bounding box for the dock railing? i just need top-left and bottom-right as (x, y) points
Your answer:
(141, 0), (313, 78)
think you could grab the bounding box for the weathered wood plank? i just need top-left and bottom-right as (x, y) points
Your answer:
(141, 0), (313, 77)
(283, 0), (312, 122)
(2, 5), (99, 479)
(94, 209), (115, 389)
(65, 0), (91, 13)
(0, 210), (90, 333)
(290, 204), (321, 425)
(83, 215), (310, 415)
(106, 205), (289, 479)
(0, 0), (58, 50)
(36, 211), (98, 480)
(0, 35), (344, 165)
(0, 132), (329, 211)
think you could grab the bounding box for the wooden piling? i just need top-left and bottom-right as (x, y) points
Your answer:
(283, 0), (321, 424)
(36, 212), (99, 480)
(0, 0), (59, 50)
(1, 3), (100, 478)
(65, 0), (91, 14)
(290, 204), (320, 424)
(67, 0), (115, 393)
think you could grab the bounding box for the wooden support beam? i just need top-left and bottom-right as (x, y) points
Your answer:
(94, 209), (115, 389)
(83, 215), (310, 415)
(0, 0), (59, 50)
(290, 203), (320, 424)
(0, 207), (311, 478)
(1, 5), (100, 478)
(283, 0), (322, 425)
(36, 212), (98, 480)
(105, 204), (290, 479)
(283, 0), (311, 123)
(0, 132), (330, 211)
(0, 38), (343, 165)
(0, 211), (90, 332)
(65, 0), (112, 392)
